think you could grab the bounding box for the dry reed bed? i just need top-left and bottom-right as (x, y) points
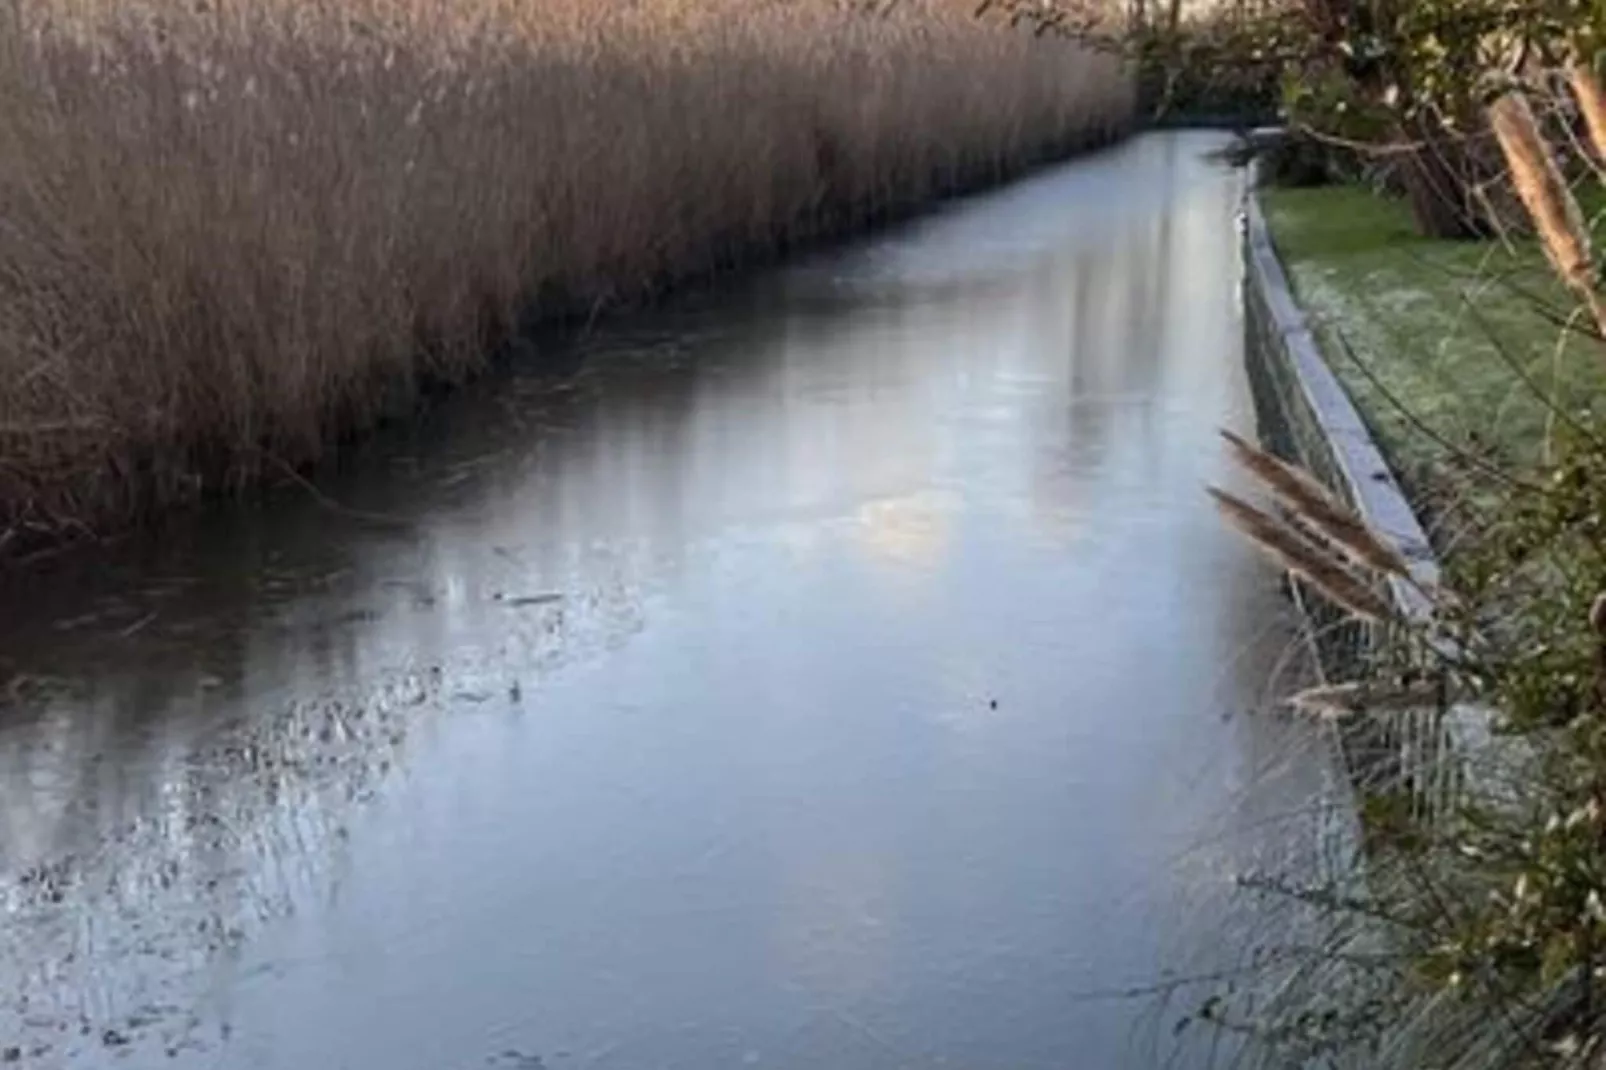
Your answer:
(0, 0), (1131, 549)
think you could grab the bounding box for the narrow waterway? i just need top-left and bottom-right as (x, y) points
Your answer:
(0, 132), (1339, 1070)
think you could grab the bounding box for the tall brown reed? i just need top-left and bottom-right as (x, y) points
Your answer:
(0, 0), (1133, 546)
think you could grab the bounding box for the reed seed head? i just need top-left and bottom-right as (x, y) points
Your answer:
(1208, 486), (1398, 624)
(1220, 428), (1413, 579)
(1288, 680), (1445, 718)
(1488, 91), (1601, 315)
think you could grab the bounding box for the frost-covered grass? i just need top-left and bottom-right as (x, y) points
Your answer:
(1262, 184), (1606, 514)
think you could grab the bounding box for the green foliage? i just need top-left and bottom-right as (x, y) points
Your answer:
(1220, 314), (1606, 1070)
(1212, 436), (1606, 1062)
(1222, 58), (1606, 1063)
(985, 0), (1603, 208)
(1133, 21), (1282, 122)
(1256, 0), (1597, 117)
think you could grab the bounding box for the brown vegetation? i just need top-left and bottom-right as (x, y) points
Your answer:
(1488, 88), (1606, 338)
(0, 0), (1132, 552)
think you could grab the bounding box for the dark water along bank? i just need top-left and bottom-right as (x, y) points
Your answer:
(0, 133), (1339, 1069)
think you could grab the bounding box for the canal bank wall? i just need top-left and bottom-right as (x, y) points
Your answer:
(1239, 177), (1440, 672)
(1239, 163), (1486, 802)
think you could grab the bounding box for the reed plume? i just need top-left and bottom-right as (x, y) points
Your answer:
(1208, 487), (1397, 623)
(1487, 89), (1606, 338)
(1569, 54), (1606, 165)
(1220, 429), (1413, 579)
(1287, 681), (1446, 718)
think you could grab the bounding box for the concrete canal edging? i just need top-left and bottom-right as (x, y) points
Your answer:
(1239, 165), (1440, 674)
(1236, 158), (1495, 800)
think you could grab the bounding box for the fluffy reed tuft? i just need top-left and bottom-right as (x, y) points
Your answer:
(1287, 680), (1445, 718)
(1569, 54), (1606, 166)
(1220, 429), (1413, 579)
(1208, 487), (1397, 623)
(1488, 89), (1606, 337)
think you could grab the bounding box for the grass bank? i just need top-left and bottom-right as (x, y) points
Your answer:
(1261, 183), (1606, 529)
(0, 0), (1132, 555)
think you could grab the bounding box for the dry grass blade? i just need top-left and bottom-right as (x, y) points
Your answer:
(1208, 486), (1398, 624)
(1220, 428), (1412, 579)
(1288, 681), (1444, 718)
(1487, 90), (1606, 338)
